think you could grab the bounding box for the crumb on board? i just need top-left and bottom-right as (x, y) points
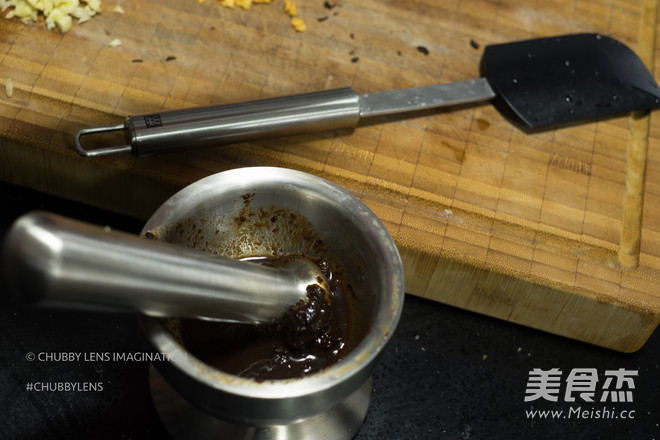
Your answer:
(217, 0), (274, 10)
(290, 15), (305, 32)
(109, 38), (121, 47)
(5, 78), (13, 98)
(212, 0), (306, 32)
(283, 0), (296, 15)
(0, 0), (103, 33)
(283, 0), (306, 32)
(417, 45), (430, 55)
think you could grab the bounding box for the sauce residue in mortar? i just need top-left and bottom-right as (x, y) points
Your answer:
(179, 256), (353, 381)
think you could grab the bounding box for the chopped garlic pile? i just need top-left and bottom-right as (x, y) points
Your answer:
(0, 0), (102, 33)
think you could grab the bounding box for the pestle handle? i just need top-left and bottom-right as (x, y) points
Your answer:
(0, 212), (316, 324)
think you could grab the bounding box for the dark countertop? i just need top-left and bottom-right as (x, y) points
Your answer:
(0, 181), (658, 440)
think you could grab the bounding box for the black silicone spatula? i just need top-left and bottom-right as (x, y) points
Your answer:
(75, 33), (660, 157)
(481, 33), (660, 127)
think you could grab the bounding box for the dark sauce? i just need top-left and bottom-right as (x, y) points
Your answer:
(179, 256), (352, 381)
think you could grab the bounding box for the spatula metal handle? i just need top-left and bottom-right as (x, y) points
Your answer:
(74, 80), (497, 157)
(76, 88), (361, 157)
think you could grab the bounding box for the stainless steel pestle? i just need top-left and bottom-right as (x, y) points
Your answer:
(0, 212), (327, 323)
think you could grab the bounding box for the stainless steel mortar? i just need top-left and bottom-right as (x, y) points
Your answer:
(139, 167), (405, 439)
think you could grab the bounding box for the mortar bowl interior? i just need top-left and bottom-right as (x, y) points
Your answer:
(139, 167), (404, 427)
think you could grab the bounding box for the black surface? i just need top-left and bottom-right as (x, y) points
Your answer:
(482, 33), (660, 128)
(0, 181), (658, 440)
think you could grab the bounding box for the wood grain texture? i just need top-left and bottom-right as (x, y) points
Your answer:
(619, 0), (658, 268)
(1, 0), (658, 351)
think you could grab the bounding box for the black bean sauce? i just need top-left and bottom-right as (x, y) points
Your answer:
(179, 256), (352, 381)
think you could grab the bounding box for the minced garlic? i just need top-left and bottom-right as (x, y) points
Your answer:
(283, 0), (296, 16)
(0, 0), (102, 33)
(215, 0), (304, 32)
(290, 16), (305, 32)
(284, 0), (305, 32)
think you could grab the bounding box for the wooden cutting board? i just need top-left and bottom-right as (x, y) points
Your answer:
(1, 0), (659, 352)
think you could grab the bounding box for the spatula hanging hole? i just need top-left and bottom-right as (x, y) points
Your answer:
(74, 124), (131, 157)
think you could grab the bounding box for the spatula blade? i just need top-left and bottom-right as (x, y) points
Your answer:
(481, 33), (660, 128)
